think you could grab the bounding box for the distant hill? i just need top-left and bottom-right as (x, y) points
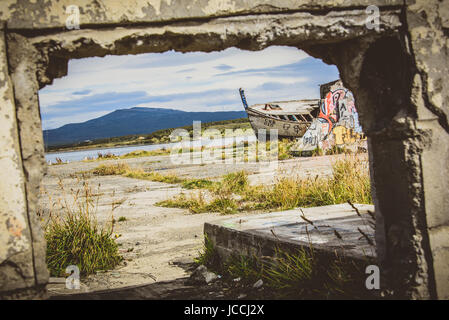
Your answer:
(43, 107), (247, 147)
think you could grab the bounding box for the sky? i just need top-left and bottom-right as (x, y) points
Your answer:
(39, 46), (340, 130)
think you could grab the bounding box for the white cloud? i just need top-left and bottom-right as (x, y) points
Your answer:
(39, 46), (338, 129)
(39, 46), (307, 104)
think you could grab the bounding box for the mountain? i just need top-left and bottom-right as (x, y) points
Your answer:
(43, 107), (247, 147)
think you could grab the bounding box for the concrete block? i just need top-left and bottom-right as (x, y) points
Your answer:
(204, 203), (376, 263)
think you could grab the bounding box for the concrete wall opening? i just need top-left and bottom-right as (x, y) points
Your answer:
(1, 1), (448, 300)
(37, 47), (369, 294)
(39, 46), (340, 153)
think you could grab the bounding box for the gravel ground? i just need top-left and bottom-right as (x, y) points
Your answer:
(40, 153), (367, 296)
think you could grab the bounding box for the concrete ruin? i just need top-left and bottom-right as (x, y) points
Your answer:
(205, 203), (376, 262)
(0, 0), (448, 299)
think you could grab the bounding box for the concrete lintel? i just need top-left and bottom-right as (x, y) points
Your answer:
(0, 0), (404, 31)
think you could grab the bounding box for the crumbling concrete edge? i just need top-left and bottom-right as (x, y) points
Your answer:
(204, 222), (375, 266)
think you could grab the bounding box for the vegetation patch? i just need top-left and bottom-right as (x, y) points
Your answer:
(91, 163), (220, 192)
(243, 157), (371, 210)
(92, 162), (130, 175)
(124, 169), (185, 184)
(157, 157), (372, 214)
(182, 178), (215, 190)
(157, 190), (238, 214)
(194, 234), (221, 267)
(219, 171), (249, 194)
(43, 179), (122, 277)
(91, 156), (371, 215)
(196, 235), (375, 299)
(156, 171), (248, 214)
(119, 149), (171, 159)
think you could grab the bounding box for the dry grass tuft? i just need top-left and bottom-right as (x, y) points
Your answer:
(197, 236), (374, 299)
(158, 156), (372, 214)
(42, 178), (122, 277)
(92, 163), (130, 175)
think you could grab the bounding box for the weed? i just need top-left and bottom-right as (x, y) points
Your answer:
(194, 234), (220, 267)
(97, 152), (118, 159)
(219, 171), (249, 194)
(158, 156), (371, 214)
(119, 149), (171, 159)
(50, 157), (66, 165)
(43, 179), (122, 277)
(311, 146), (324, 157)
(181, 179), (215, 190)
(91, 162), (190, 185)
(157, 192), (209, 213)
(196, 238), (373, 299)
(325, 145), (351, 155)
(243, 156), (372, 210)
(207, 197), (238, 214)
(124, 169), (184, 184)
(92, 163), (130, 175)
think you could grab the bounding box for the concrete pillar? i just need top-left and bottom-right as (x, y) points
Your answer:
(414, 82), (449, 299)
(0, 26), (48, 299)
(356, 34), (437, 299)
(406, 1), (449, 299)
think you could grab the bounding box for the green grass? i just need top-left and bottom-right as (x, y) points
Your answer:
(194, 234), (220, 267)
(156, 193), (207, 212)
(156, 171), (248, 214)
(157, 190), (238, 214)
(275, 139), (295, 160)
(181, 179), (215, 190)
(325, 145), (351, 155)
(91, 162), (219, 189)
(219, 171), (249, 194)
(123, 169), (185, 184)
(196, 236), (374, 299)
(157, 157), (372, 214)
(91, 163), (194, 185)
(43, 180), (122, 277)
(92, 156), (372, 215)
(243, 156), (371, 210)
(92, 163), (130, 175)
(119, 149), (171, 159)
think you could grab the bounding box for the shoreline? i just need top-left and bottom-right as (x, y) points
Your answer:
(45, 140), (173, 155)
(45, 118), (252, 154)
(45, 134), (258, 163)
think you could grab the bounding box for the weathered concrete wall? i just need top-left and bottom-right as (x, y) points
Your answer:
(26, 8), (401, 88)
(0, 0), (402, 30)
(0, 0), (447, 299)
(7, 32), (50, 297)
(406, 0), (449, 299)
(0, 24), (47, 299)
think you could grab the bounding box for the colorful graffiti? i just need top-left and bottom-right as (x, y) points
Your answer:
(318, 85), (362, 135)
(298, 80), (365, 151)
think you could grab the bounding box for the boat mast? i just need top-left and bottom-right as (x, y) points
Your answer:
(238, 88), (249, 109)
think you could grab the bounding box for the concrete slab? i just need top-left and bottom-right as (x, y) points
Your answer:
(204, 203), (376, 263)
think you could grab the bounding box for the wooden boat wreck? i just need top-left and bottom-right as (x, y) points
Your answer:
(238, 80), (363, 144)
(238, 88), (319, 138)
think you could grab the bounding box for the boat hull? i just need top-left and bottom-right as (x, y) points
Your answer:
(246, 108), (311, 139)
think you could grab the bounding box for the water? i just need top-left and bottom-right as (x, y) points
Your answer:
(45, 135), (257, 163)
